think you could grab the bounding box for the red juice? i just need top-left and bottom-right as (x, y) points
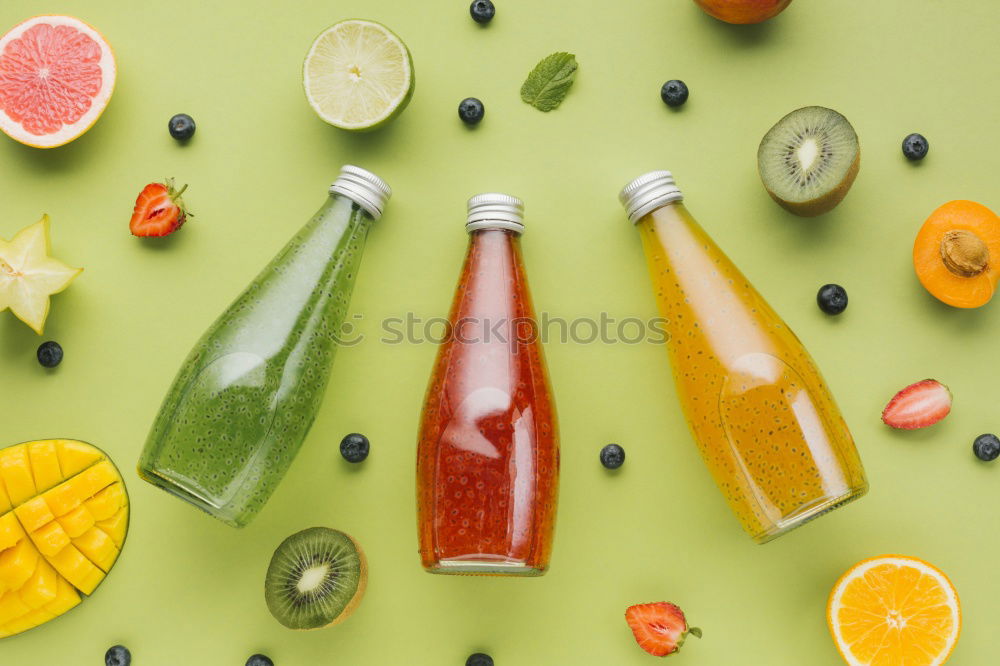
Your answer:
(416, 193), (559, 575)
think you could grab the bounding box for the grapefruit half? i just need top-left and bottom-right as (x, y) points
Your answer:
(0, 15), (116, 148)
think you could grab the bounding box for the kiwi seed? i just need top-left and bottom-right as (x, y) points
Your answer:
(757, 106), (860, 217)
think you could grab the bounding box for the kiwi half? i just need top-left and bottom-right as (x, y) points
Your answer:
(264, 527), (367, 630)
(757, 106), (860, 217)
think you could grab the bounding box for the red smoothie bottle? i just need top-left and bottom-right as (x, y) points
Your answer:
(416, 193), (559, 576)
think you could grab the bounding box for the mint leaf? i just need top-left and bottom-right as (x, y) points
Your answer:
(520, 52), (578, 112)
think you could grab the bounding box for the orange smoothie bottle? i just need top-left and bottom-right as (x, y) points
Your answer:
(618, 171), (867, 543)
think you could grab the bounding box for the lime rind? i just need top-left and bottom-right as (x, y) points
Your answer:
(303, 19), (414, 132)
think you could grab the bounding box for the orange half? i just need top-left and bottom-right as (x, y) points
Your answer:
(827, 555), (960, 666)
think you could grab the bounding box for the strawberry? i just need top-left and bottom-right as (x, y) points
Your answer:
(625, 602), (702, 657)
(881, 379), (952, 429)
(129, 179), (192, 237)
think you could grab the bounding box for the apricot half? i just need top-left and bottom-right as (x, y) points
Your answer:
(0, 440), (129, 638)
(913, 200), (1000, 308)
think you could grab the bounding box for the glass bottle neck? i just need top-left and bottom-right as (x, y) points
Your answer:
(638, 200), (688, 227)
(469, 226), (522, 238)
(323, 192), (376, 227)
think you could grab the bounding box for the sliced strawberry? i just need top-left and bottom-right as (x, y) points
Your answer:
(625, 602), (702, 657)
(881, 379), (952, 429)
(129, 179), (191, 237)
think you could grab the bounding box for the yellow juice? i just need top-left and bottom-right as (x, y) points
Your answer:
(623, 172), (867, 542)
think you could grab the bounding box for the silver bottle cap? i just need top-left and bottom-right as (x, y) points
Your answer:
(618, 170), (684, 224)
(330, 165), (392, 220)
(466, 193), (525, 234)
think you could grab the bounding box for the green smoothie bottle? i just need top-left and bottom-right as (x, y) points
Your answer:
(138, 165), (391, 527)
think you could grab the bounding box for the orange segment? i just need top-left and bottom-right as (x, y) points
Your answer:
(828, 555), (961, 666)
(26, 441), (62, 494)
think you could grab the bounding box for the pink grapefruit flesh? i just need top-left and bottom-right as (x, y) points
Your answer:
(0, 15), (116, 148)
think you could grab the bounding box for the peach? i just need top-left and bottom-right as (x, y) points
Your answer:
(693, 0), (793, 24)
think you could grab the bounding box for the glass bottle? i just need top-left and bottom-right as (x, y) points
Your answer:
(138, 165), (391, 527)
(618, 171), (867, 543)
(417, 194), (559, 575)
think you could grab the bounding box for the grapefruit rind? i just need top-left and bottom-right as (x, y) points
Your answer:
(0, 15), (116, 148)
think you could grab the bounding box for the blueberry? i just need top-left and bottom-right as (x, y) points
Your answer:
(246, 655), (275, 666)
(660, 80), (689, 108)
(973, 434), (1000, 462)
(469, 0), (495, 24)
(105, 645), (131, 666)
(902, 133), (928, 161)
(600, 443), (626, 470)
(817, 284), (848, 315)
(466, 654), (494, 666)
(36, 341), (63, 368)
(458, 98), (485, 125)
(168, 113), (196, 140)
(340, 433), (370, 463)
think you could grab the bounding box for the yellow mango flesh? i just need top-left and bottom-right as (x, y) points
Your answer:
(97, 508), (128, 549)
(14, 497), (56, 533)
(0, 588), (32, 624)
(0, 440), (128, 638)
(57, 506), (96, 539)
(30, 522), (72, 558)
(72, 528), (119, 573)
(1, 607), (54, 635)
(55, 441), (102, 479)
(0, 540), (38, 592)
(0, 477), (13, 513)
(0, 513), (22, 552)
(0, 446), (36, 506)
(27, 441), (62, 494)
(19, 560), (57, 609)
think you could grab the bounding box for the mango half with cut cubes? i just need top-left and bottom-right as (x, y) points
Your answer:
(0, 440), (129, 638)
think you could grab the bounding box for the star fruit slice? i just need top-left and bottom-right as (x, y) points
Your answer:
(0, 216), (82, 335)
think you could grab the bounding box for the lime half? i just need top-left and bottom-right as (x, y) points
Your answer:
(303, 19), (414, 132)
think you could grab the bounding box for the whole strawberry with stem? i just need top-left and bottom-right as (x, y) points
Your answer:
(130, 178), (193, 237)
(626, 601), (702, 657)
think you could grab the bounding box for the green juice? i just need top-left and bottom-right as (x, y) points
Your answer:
(138, 166), (391, 527)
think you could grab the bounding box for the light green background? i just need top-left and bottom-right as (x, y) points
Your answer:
(1, 1), (998, 664)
